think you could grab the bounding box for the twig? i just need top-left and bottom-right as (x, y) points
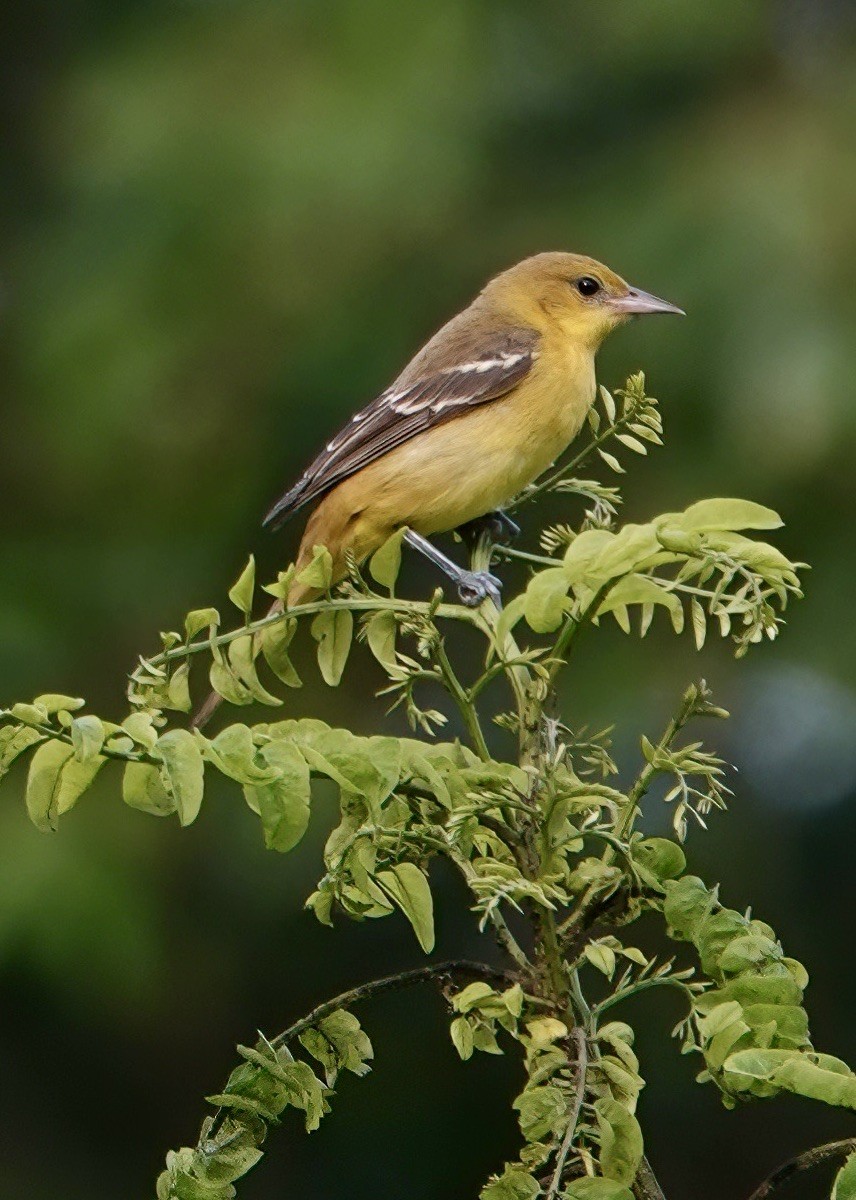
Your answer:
(611, 684), (701, 844)
(547, 1026), (587, 1199)
(270, 959), (515, 1048)
(745, 1138), (856, 1200)
(433, 636), (491, 761)
(633, 1156), (668, 1200)
(144, 593), (486, 672)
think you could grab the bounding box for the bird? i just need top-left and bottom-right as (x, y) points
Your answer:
(191, 251), (682, 728)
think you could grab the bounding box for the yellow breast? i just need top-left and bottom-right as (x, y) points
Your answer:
(358, 340), (596, 536)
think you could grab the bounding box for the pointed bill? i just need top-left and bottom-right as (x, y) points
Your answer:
(609, 287), (685, 316)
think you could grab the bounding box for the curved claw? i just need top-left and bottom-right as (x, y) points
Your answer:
(457, 570), (503, 608)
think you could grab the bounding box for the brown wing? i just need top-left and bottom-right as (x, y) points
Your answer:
(263, 326), (538, 530)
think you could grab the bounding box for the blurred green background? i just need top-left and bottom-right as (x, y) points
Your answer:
(2, 2), (856, 1196)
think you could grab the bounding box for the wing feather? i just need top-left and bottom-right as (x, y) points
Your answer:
(263, 325), (538, 529)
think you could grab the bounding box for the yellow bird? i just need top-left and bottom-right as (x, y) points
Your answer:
(192, 252), (681, 727)
(267, 251), (683, 607)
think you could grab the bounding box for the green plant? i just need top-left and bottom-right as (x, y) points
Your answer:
(2, 373), (853, 1200)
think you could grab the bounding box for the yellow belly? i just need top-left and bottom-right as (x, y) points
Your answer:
(365, 353), (595, 534)
(292, 345), (596, 594)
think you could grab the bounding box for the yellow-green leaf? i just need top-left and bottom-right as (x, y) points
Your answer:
(297, 545), (333, 591)
(26, 740), (103, 831)
(261, 617), (302, 687)
(523, 568), (570, 633)
(376, 862), (435, 952)
(122, 761), (175, 816)
(369, 528), (406, 591)
(243, 739), (311, 853)
(228, 556), (256, 615)
(595, 1097), (644, 1184)
(184, 607), (220, 640)
(154, 729), (205, 826)
(70, 715), (105, 763)
(365, 611), (398, 670)
(311, 609), (354, 686)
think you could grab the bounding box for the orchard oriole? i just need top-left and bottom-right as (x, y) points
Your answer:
(192, 251), (682, 727)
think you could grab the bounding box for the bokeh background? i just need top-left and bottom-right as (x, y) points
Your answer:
(2, 2), (856, 1196)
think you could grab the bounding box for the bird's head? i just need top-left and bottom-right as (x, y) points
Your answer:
(483, 251), (684, 350)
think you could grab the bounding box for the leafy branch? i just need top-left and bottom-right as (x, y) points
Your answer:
(1, 372), (848, 1200)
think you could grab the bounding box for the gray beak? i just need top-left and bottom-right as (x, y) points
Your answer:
(609, 286), (685, 316)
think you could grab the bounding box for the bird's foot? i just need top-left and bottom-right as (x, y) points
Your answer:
(455, 569), (503, 608)
(458, 510), (521, 547)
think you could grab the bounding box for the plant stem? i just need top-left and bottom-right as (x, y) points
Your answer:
(546, 1026), (587, 1200)
(433, 637), (491, 760)
(745, 1138), (856, 1200)
(538, 908), (570, 1004)
(452, 855), (531, 970)
(612, 685), (699, 844)
(0, 714), (156, 767)
(270, 960), (515, 1048)
(145, 593), (486, 671)
(548, 580), (614, 687)
(633, 1156), (668, 1200)
(592, 974), (694, 1018)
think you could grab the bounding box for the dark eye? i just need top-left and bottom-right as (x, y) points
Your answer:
(576, 276), (601, 297)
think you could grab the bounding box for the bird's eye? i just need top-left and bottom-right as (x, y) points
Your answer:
(576, 276), (601, 297)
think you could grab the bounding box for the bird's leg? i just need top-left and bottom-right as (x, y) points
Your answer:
(404, 530), (503, 608)
(457, 509), (521, 547)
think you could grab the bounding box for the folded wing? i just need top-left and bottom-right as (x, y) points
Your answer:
(263, 325), (538, 530)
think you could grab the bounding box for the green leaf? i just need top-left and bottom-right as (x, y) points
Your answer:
(262, 565), (297, 601)
(480, 1166), (540, 1200)
(634, 837), (686, 881)
(450, 1016), (474, 1060)
(154, 730), (205, 826)
(565, 1180), (634, 1200)
(375, 862), (435, 952)
(311, 609), (354, 686)
(365, 611), (398, 670)
(184, 607), (220, 640)
(209, 658), (254, 706)
(512, 1084), (566, 1141)
(122, 761), (175, 816)
(244, 739), (311, 853)
(452, 982), (497, 1013)
(723, 1048), (856, 1108)
(228, 555), (256, 615)
(832, 1151), (856, 1200)
(203, 724), (279, 785)
(33, 693), (86, 715)
(261, 617), (302, 687)
(25, 739), (103, 830)
(166, 664), (193, 712)
(595, 1097), (644, 1184)
(297, 545), (333, 592)
(584, 942), (616, 978)
(523, 567), (570, 633)
(662, 876), (716, 939)
(316, 1010), (373, 1077)
(300, 1010), (373, 1083)
(673, 498), (783, 534)
(596, 574), (681, 622)
(369, 528), (406, 591)
(70, 715), (105, 763)
(228, 635), (282, 706)
(0, 724), (44, 779)
(524, 1017), (568, 1048)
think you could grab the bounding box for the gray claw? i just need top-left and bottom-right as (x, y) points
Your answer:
(457, 570), (503, 608)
